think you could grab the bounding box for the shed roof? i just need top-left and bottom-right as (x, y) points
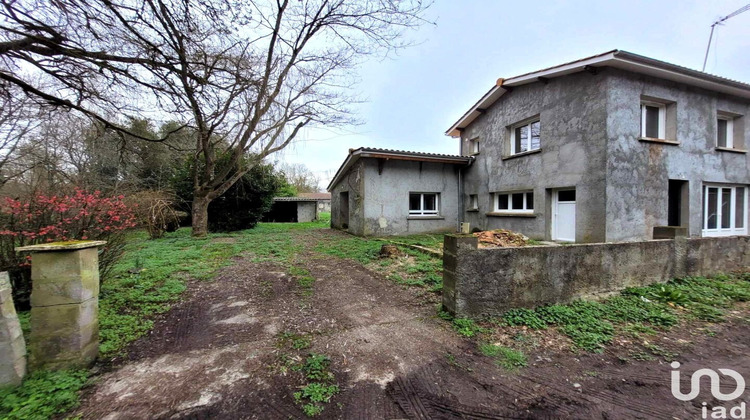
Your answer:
(326, 147), (472, 191)
(298, 192), (331, 200)
(446, 50), (750, 137)
(272, 197), (320, 202)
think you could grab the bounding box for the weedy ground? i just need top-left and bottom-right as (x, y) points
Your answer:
(2, 213), (748, 419)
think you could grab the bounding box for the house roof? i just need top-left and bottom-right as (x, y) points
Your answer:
(298, 192), (331, 200)
(273, 197), (320, 202)
(326, 147), (473, 191)
(446, 50), (750, 137)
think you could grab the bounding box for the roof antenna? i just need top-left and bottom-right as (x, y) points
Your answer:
(702, 3), (750, 72)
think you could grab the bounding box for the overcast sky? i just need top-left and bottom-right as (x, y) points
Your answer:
(274, 0), (750, 190)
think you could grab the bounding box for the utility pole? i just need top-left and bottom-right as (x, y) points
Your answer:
(702, 3), (750, 72)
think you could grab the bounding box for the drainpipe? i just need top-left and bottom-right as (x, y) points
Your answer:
(457, 167), (463, 233)
(457, 137), (463, 233)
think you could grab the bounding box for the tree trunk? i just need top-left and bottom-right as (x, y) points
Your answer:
(191, 193), (211, 237)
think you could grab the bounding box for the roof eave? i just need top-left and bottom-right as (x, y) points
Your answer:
(445, 51), (618, 137)
(445, 50), (750, 138)
(327, 148), (473, 191)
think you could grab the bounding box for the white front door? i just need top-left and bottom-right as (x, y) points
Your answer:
(553, 189), (576, 242)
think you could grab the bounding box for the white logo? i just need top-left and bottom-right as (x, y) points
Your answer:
(671, 361), (747, 419)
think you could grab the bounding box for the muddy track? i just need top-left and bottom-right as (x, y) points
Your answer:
(75, 228), (750, 419)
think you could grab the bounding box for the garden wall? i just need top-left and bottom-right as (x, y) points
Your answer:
(442, 235), (750, 317)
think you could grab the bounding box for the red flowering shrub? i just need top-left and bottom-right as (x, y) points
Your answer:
(0, 189), (137, 308)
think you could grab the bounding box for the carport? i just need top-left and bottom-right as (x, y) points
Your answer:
(264, 197), (319, 223)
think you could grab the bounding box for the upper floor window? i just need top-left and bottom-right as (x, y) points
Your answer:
(409, 192), (439, 216)
(510, 119), (541, 155)
(468, 194), (479, 210)
(641, 101), (666, 139)
(468, 138), (480, 155)
(717, 116), (734, 148)
(494, 191), (534, 213)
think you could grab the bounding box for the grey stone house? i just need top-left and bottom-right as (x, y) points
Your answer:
(330, 50), (750, 241)
(327, 148), (471, 236)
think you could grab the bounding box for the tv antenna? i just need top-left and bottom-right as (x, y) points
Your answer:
(702, 3), (750, 71)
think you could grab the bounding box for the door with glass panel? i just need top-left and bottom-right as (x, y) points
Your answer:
(702, 185), (748, 237)
(552, 189), (576, 242)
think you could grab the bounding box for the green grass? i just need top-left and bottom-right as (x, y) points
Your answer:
(315, 233), (444, 293)
(4, 222), (335, 420)
(498, 273), (749, 352)
(382, 233), (445, 250)
(290, 353), (340, 417)
(479, 343), (528, 370)
(0, 370), (88, 420)
(315, 236), (384, 264)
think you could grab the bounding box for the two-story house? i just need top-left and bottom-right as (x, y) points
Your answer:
(328, 50), (750, 242)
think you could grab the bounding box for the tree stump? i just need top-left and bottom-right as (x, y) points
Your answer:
(379, 244), (400, 258)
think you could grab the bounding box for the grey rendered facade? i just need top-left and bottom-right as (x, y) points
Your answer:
(330, 50), (750, 241)
(328, 149), (470, 236)
(452, 50), (750, 242)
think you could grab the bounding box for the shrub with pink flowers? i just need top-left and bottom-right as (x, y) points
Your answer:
(0, 189), (137, 308)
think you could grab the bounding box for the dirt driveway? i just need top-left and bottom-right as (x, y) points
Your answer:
(76, 228), (750, 419)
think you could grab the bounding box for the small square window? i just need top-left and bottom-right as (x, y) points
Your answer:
(468, 194), (479, 210)
(641, 102), (666, 139)
(510, 119), (541, 155)
(494, 191), (533, 213)
(468, 138), (480, 155)
(409, 193), (439, 216)
(717, 116), (734, 148)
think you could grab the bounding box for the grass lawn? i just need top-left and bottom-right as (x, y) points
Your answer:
(1, 220), (333, 420)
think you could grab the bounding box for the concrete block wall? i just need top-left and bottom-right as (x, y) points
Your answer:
(443, 234), (750, 317)
(297, 201), (318, 223)
(0, 272), (26, 386)
(362, 159), (460, 236)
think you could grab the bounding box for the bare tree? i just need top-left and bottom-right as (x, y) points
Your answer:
(0, 88), (47, 186)
(0, 0), (431, 235)
(276, 162), (321, 193)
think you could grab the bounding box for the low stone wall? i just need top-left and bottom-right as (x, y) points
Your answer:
(442, 235), (750, 318)
(0, 272), (26, 385)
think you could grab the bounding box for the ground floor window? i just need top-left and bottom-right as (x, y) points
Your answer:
(409, 192), (439, 216)
(702, 184), (747, 237)
(494, 191), (533, 213)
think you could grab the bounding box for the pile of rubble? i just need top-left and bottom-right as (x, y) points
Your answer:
(473, 229), (529, 248)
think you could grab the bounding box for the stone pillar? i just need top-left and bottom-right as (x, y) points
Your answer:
(16, 241), (106, 371)
(0, 272), (26, 385)
(442, 234), (478, 317)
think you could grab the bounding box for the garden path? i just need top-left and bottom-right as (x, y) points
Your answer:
(75, 228), (750, 419)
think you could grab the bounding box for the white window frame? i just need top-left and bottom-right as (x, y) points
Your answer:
(702, 184), (748, 237)
(409, 192), (439, 217)
(717, 115), (734, 148)
(640, 101), (666, 139)
(494, 191), (534, 214)
(469, 138), (480, 155)
(510, 119), (541, 155)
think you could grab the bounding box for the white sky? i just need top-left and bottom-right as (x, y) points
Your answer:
(273, 0), (750, 190)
